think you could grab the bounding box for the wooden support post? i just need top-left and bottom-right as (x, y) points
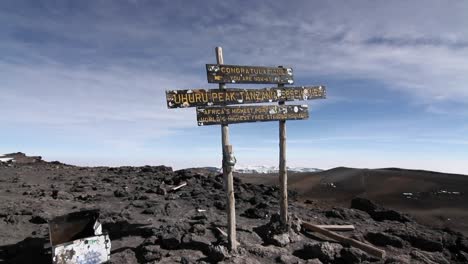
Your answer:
(216, 47), (237, 251)
(278, 66), (288, 226)
(302, 221), (386, 259)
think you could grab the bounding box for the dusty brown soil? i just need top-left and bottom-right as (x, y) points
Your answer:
(238, 167), (468, 236)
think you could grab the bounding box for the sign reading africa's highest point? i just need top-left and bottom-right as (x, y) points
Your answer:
(206, 64), (294, 84)
(197, 105), (309, 126)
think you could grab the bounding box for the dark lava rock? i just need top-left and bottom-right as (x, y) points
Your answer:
(113, 189), (128, 198)
(410, 250), (450, 264)
(340, 247), (369, 264)
(29, 214), (48, 224)
(271, 233), (291, 247)
(351, 197), (378, 213)
(458, 237), (468, 252)
(138, 245), (163, 262)
(325, 209), (345, 219)
(324, 208), (368, 221)
(208, 244), (230, 262)
(160, 228), (182, 249)
(190, 223), (206, 235)
(388, 228), (443, 252)
(0, 237), (50, 263)
(351, 197), (410, 222)
(5, 215), (21, 224)
(458, 251), (468, 262)
(301, 242), (343, 263)
(241, 202), (270, 219)
(365, 231), (404, 248)
(109, 248), (138, 264)
(214, 201), (226, 210)
(249, 195), (265, 205)
(385, 255), (411, 264)
(140, 165), (172, 173)
(254, 214), (290, 247)
(371, 209), (411, 223)
(181, 234), (211, 253)
(276, 254), (304, 264)
(156, 186), (167, 195)
(305, 259), (323, 264)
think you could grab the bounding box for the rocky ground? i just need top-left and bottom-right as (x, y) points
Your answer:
(1, 155), (468, 263)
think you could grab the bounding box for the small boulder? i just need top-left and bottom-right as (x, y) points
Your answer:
(371, 209), (411, 223)
(109, 248), (138, 264)
(385, 255), (411, 264)
(113, 189), (128, 198)
(276, 254), (303, 264)
(365, 232), (404, 248)
(388, 228), (443, 252)
(30, 214), (48, 224)
(303, 242), (343, 263)
(410, 250), (450, 264)
(350, 197), (377, 213)
(340, 247), (369, 264)
(160, 228), (182, 249)
(208, 244), (230, 262)
(271, 233), (290, 247)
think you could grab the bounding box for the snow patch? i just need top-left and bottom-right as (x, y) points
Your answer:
(234, 165), (322, 174)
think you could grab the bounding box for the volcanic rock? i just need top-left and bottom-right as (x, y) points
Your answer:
(2, 155), (468, 263)
(365, 231), (404, 248)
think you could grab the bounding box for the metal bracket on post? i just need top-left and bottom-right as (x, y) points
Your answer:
(223, 145), (237, 167)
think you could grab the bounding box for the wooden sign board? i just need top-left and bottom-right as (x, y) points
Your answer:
(197, 105), (308, 126)
(166, 86), (325, 108)
(206, 64), (294, 84)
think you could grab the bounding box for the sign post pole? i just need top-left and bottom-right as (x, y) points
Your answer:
(216, 47), (237, 251)
(278, 66), (288, 226)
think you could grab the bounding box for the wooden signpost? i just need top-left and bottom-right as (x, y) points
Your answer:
(206, 64), (294, 84)
(166, 86), (325, 108)
(197, 105), (309, 126)
(166, 47), (326, 252)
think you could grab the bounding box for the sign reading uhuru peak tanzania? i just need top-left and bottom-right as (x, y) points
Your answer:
(206, 64), (294, 84)
(166, 86), (326, 108)
(197, 105), (309, 126)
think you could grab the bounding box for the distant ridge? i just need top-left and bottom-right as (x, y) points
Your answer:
(193, 165), (322, 174)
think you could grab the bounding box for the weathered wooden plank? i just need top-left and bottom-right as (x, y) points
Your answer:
(196, 105), (309, 126)
(206, 64), (294, 84)
(166, 86), (326, 108)
(302, 221), (386, 259)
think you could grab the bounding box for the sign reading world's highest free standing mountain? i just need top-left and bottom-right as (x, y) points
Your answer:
(165, 47), (326, 252)
(197, 105), (309, 125)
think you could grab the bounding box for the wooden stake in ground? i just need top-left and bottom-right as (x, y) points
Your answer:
(278, 66), (288, 226)
(216, 47), (237, 251)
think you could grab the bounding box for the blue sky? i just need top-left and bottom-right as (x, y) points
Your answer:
(1, 1), (468, 173)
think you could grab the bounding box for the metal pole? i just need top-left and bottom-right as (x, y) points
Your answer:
(278, 66), (288, 226)
(216, 47), (237, 251)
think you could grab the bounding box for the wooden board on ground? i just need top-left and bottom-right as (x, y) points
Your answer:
(166, 86), (326, 108)
(196, 105), (309, 126)
(206, 64), (294, 84)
